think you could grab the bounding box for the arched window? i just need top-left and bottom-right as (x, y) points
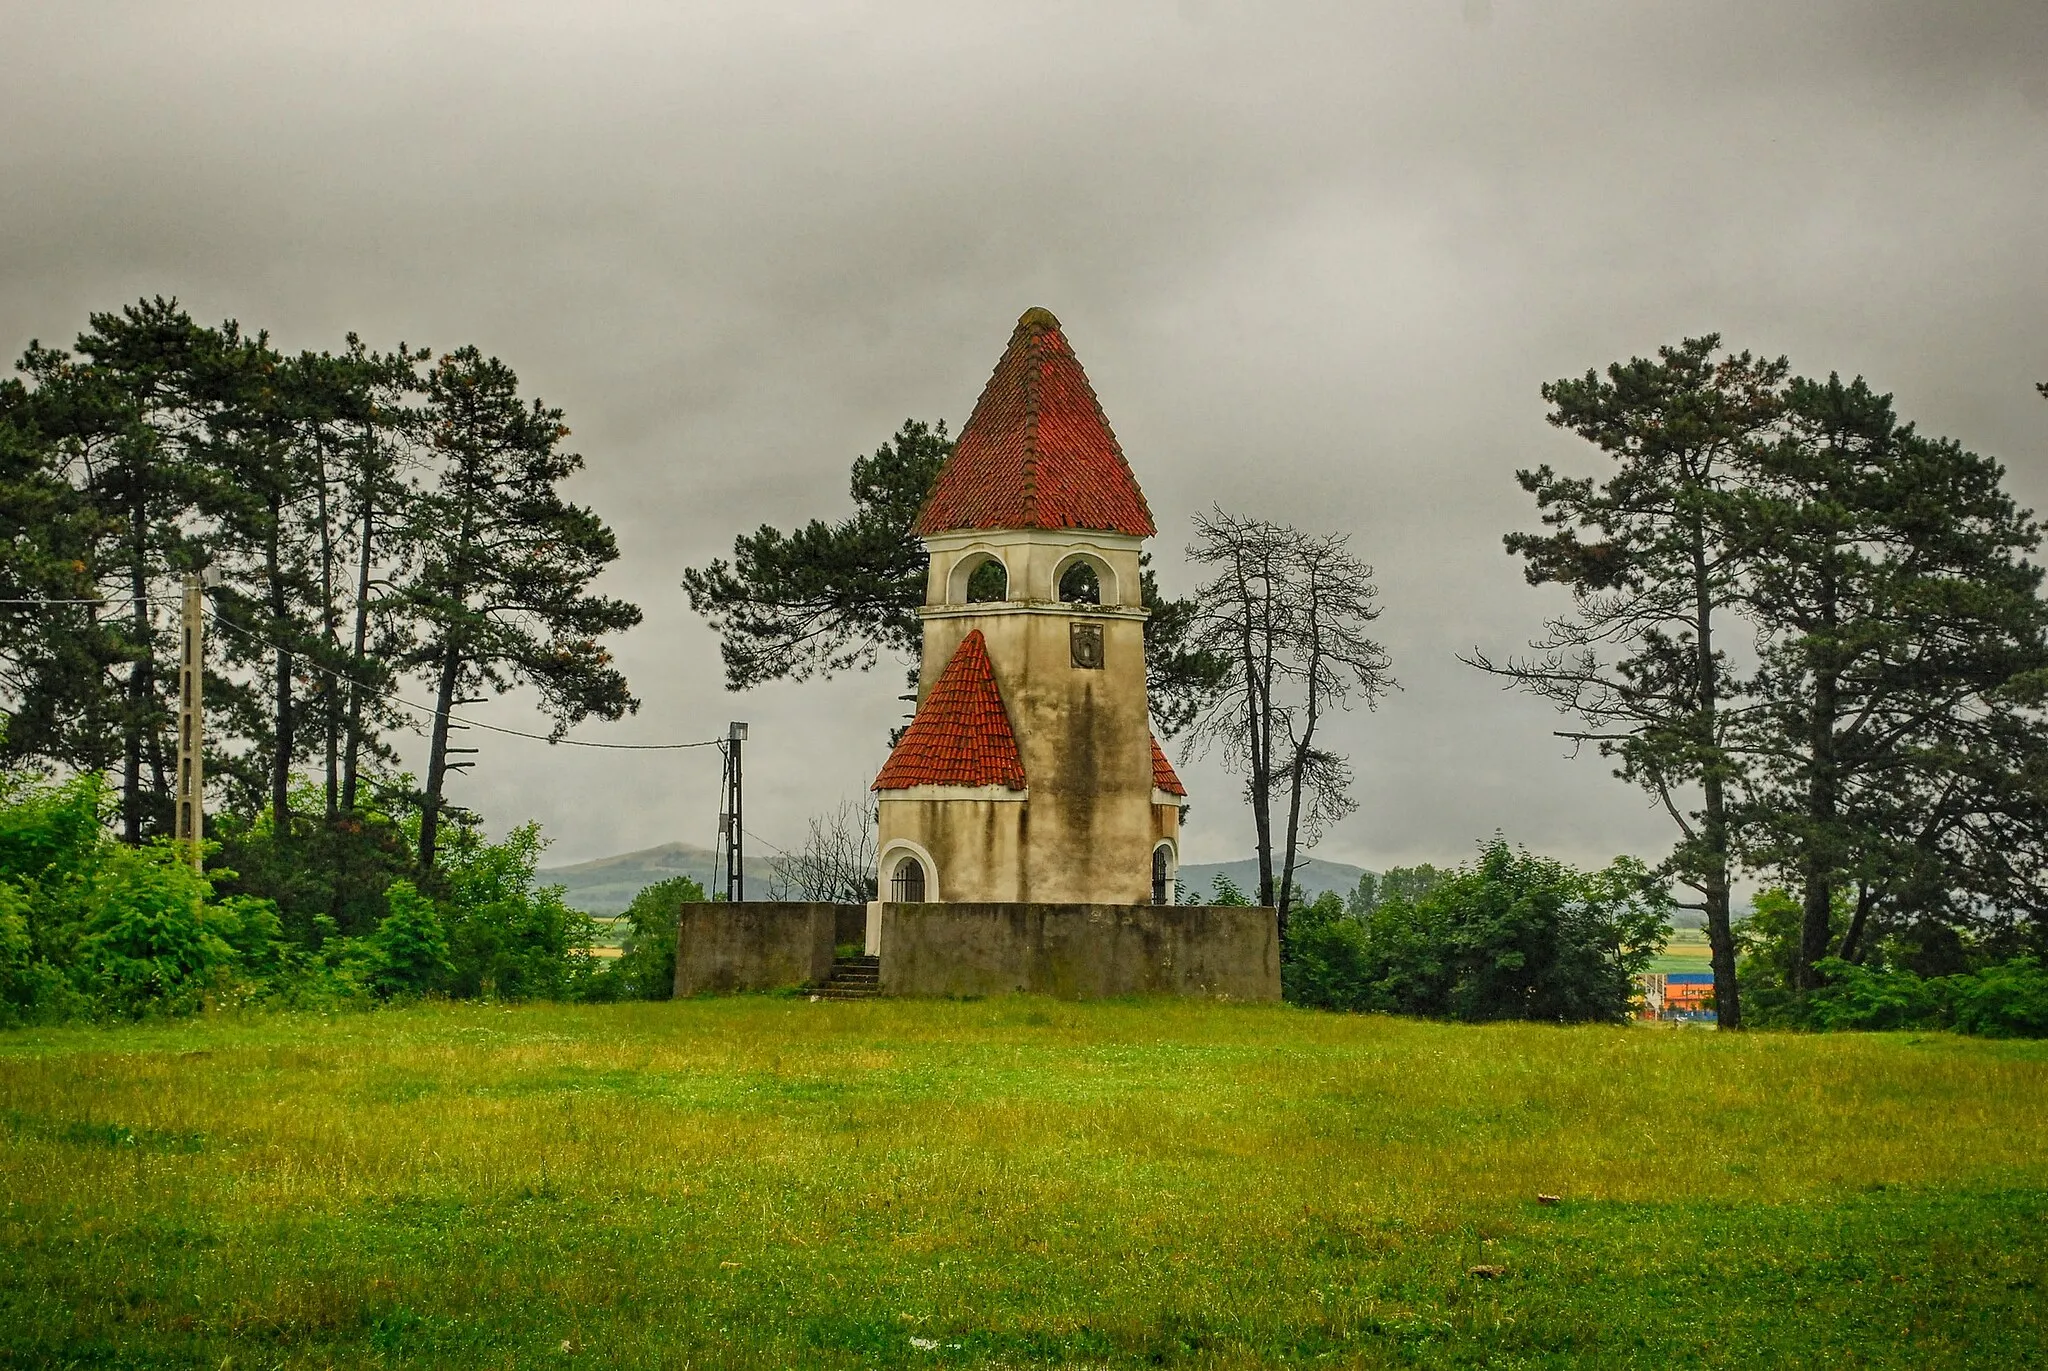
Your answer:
(966, 557), (1008, 603)
(1152, 845), (1173, 905)
(1058, 559), (1100, 604)
(890, 855), (927, 903)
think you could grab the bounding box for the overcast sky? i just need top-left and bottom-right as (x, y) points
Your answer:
(4, 1), (2045, 872)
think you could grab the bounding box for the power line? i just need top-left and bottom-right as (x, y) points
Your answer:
(197, 605), (725, 751)
(0, 596), (147, 607)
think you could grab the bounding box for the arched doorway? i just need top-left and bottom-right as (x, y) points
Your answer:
(889, 853), (928, 903)
(1152, 843), (1176, 905)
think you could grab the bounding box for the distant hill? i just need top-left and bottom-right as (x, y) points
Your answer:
(1177, 856), (1370, 906)
(538, 842), (780, 915)
(543, 845), (1378, 914)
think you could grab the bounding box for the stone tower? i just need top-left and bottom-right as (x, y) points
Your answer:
(873, 308), (1186, 906)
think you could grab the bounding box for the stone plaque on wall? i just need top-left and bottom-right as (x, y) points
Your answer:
(1070, 621), (1104, 669)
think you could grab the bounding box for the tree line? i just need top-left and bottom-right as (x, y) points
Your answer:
(1476, 338), (2048, 1027)
(0, 298), (640, 904)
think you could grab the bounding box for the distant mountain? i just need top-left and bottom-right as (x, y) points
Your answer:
(542, 844), (1375, 914)
(538, 842), (780, 915)
(1176, 856), (1370, 906)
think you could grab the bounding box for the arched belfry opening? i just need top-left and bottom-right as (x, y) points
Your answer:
(965, 556), (1008, 603)
(1058, 559), (1101, 604)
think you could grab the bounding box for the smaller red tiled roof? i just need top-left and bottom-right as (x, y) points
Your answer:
(1151, 735), (1187, 797)
(874, 631), (1027, 791)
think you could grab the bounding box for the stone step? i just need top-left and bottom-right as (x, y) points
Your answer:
(816, 956), (883, 1000)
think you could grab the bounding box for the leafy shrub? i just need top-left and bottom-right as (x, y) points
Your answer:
(0, 883), (72, 1025)
(73, 842), (252, 1017)
(213, 789), (420, 943)
(360, 879), (454, 997)
(438, 823), (597, 1000)
(1283, 840), (1669, 1024)
(1946, 958), (2048, 1038)
(1281, 893), (1377, 1010)
(1207, 874), (1252, 907)
(1803, 957), (1944, 1032)
(1774, 956), (2048, 1038)
(585, 875), (707, 1001)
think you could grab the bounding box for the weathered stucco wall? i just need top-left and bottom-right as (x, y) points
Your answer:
(673, 902), (851, 996)
(877, 795), (1028, 902)
(882, 602), (1155, 904)
(877, 903), (1279, 1001)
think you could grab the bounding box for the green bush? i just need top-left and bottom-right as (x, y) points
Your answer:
(1947, 958), (2048, 1038)
(0, 751), (619, 1025)
(585, 875), (707, 1001)
(1283, 840), (1668, 1024)
(1780, 956), (2048, 1038)
(438, 823), (597, 1000)
(73, 842), (258, 1017)
(0, 884), (71, 1025)
(359, 879), (455, 998)
(1803, 957), (1944, 1032)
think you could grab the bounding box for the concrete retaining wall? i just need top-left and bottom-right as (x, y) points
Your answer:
(877, 903), (1279, 1001)
(672, 902), (850, 996)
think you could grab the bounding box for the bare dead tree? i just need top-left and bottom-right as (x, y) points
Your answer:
(1185, 509), (1393, 937)
(768, 797), (878, 903)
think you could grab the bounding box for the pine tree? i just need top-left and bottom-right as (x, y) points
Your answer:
(22, 301), (217, 840)
(1733, 375), (2048, 988)
(1474, 336), (1787, 1028)
(402, 347), (641, 870)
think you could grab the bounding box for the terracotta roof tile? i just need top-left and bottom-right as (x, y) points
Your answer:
(1150, 734), (1187, 797)
(913, 308), (1156, 538)
(873, 631), (1027, 791)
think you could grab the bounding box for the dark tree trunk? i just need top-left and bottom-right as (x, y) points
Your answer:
(315, 441), (339, 820)
(1796, 586), (1842, 993)
(1695, 532), (1743, 1029)
(1278, 613), (1324, 929)
(341, 493), (375, 813)
(1240, 576), (1276, 912)
(418, 648), (461, 870)
(1837, 879), (1875, 964)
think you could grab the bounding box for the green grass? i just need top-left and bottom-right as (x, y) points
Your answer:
(3, 999), (2045, 1368)
(1648, 928), (1714, 975)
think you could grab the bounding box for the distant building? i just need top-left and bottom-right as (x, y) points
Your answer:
(1639, 971), (1716, 1023)
(871, 308), (1185, 906)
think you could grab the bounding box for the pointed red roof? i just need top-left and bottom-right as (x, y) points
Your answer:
(913, 308), (1156, 539)
(873, 631), (1028, 791)
(1150, 735), (1187, 797)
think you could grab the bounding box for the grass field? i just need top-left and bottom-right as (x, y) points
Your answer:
(1647, 929), (1714, 975)
(4, 998), (2045, 1368)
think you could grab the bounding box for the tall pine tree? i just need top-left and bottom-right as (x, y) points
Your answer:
(403, 347), (641, 869)
(1475, 336), (1788, 1028)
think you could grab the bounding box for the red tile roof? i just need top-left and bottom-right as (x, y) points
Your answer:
(913, 308), (1156, 539)
(873, 631), (1028, 791)
(1150, 735), (1187, 797)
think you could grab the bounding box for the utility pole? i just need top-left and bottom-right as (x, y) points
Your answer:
(725, 721), (747, 902)
(174, 571), (210, 871)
